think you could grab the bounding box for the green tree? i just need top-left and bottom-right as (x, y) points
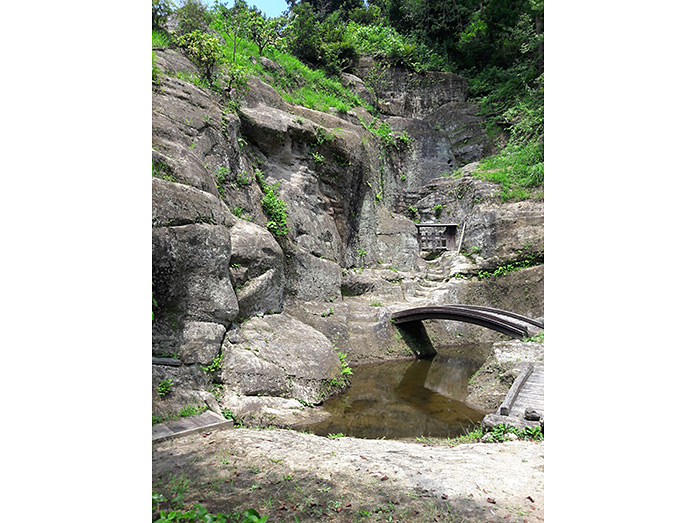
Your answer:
(176, 29), (223, 83)
(212, 0), (252, 63)
(248, 7), (285, 57)
(286, 2), (322, 64)
(286, 3), (357, 74)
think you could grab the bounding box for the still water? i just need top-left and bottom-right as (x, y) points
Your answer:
(298, 344), (490, 440)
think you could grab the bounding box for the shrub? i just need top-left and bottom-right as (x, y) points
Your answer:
(176, 29), (222, 84)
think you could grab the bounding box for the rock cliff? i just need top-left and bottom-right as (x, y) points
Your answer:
(152, 48), (543, 424)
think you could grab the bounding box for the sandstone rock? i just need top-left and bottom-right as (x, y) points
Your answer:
(285, 295), (425, 362)
(285, 247), (342, 302)
(243, 76), (287, 109)
(465, 339), (543, 412)
(152, 178), (235, 227)
(152, 71), (239, 197)
(425, 102), (494, 166)
(373, 208), (423, 271)
(239, 104), (317, 154)
(354, 56), (468, 119)
(385, 116), (457, 190)
(341, 270), (377, 296)
(492, 340), (544, 362)
(524, 408), (541, 421)
(258, 56), (282, 73)
(220, 314), (342, 404)
(464, 198), (544, 261)
(153, 49), (199, 77)
(481, 433), (495, 443)
(282, 165), (344, 262)
(218, 394), (330, 428)
(229, 219), (284, 318)
(152, 363), (221, 419)
(430, 265), (544, 343)
(152, 224), (238, 355)
(177, 321), (227, 366)
(340, 72), (376, 108)
(151, 137), (219, 195)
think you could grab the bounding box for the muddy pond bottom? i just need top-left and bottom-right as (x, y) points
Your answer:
(297, 345), (489, 440)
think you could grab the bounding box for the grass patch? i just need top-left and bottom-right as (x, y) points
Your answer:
(476, 140), (543, 201)
(152, 404), (209, 425)
(152, 29), (173, 49)
(477, 251), (543, 279)
(217, 31), (365, 114)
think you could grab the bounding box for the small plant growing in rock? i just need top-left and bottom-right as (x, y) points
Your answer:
(258, 173), (288, 238)
(215, 166), (229, 196)
(433, 204), (443, 218)
(157, 378), (173, 397)
(334, 348), (353, 378)
(222, 409), (244, 426)
(462, 245), (482, 257)
(524, 330), (544, 343)
(201, 352), (224, 374)
(235, 170), (252, 186)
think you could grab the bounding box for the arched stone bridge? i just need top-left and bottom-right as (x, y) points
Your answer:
(391, 305), (543, 340)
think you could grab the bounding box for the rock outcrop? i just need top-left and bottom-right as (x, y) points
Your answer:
(151, 47), (543, 423)
(229, 218), (285, 319)
(219, 314), (342, 405)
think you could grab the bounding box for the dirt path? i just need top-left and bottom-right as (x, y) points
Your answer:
(152, 427), (544, 522)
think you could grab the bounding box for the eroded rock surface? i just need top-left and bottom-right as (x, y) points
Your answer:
(229, 218), (284, 319)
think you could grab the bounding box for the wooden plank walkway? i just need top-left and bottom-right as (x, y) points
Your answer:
(152, 411), (236, 443)
(509, 362), (544, 419)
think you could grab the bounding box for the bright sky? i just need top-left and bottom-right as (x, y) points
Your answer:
(200, 0), (289, 18)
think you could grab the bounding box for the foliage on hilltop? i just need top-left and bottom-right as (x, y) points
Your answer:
(152, 0), (544, 199)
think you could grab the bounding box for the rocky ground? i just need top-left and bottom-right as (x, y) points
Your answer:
(152, 427), (544, 523)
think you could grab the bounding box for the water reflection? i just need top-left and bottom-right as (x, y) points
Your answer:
(296, 345), (489, 440)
